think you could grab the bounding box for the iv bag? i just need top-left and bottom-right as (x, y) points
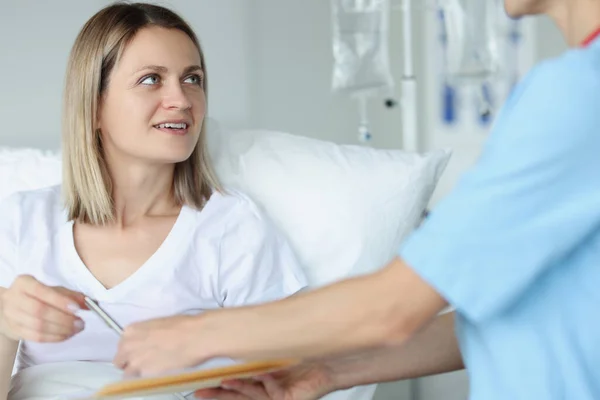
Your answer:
(331, 0), (394, 96)
(437, 0), (504, 84)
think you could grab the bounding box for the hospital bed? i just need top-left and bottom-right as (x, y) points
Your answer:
(0, 119), (450, 400)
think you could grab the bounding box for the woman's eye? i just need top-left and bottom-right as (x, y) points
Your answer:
(140, 75), (160, 85)
(184, 74), (203, 86)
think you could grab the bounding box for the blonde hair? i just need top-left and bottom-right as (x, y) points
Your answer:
(62, 1), (222, 225)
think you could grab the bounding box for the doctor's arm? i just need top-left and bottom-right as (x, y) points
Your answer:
(323, 310), (462, 389)
(195, 311), (462, 400)
(201, 257), (449, 361)
(115, 256), (451, 375)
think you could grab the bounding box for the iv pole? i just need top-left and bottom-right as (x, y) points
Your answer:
(400, 0), (420, 153)
(400, 5), (421, 399)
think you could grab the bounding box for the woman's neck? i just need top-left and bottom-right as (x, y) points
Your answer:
(106, 159), (180, 228)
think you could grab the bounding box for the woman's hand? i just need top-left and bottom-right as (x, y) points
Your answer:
(194, 362), (336, 400)
(113, 314), (210, 376)
(0, 275), (87, 342)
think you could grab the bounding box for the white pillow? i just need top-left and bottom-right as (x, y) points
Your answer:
(0, 147), (62, 201)
(207, 123), (451, 288)
(206, 125), (450, 400)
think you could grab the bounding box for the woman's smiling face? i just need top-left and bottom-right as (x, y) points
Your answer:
(97, 26), (206, 165)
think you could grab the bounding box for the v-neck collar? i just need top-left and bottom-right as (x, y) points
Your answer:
(62, 205), (194, 302)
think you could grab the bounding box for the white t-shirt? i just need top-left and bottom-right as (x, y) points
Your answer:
(0, 185), (307, 370)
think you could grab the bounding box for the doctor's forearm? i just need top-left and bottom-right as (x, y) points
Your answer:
(205, 272), (394, 361)
(203, 257), (447, 362)
(326, 311), (464, 390)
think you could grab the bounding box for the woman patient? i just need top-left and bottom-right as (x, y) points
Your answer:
(0, 2), (307, 399)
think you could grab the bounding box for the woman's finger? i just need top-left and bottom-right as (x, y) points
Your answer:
(53, 287), (88, 309)
(12, 324), (72, 342)
(3, 305), (83, 337)
(16, 276), (83, 313)
(14, 294), (82, 329)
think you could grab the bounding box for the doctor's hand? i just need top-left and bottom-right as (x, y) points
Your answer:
(0, 275), (88, 342)
(194, 362), (336, 400)
(114, 314), (213, 376)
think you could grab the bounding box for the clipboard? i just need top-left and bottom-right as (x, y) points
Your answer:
(78, 358), (299, 399)
(81, 297), (297, 399)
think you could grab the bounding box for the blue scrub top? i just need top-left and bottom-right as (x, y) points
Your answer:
(399, 37), (600, 399)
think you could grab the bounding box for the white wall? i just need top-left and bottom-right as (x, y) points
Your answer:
(0, 0), (106, 149)
(0, 1), (568, 399)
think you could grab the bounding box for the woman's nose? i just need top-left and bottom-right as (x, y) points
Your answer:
(162, 83), (192, 110)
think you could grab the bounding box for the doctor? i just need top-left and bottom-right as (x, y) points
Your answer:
(114, 0), (600, 398)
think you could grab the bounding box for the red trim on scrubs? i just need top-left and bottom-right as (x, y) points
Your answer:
(581, 27), (600, 47)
